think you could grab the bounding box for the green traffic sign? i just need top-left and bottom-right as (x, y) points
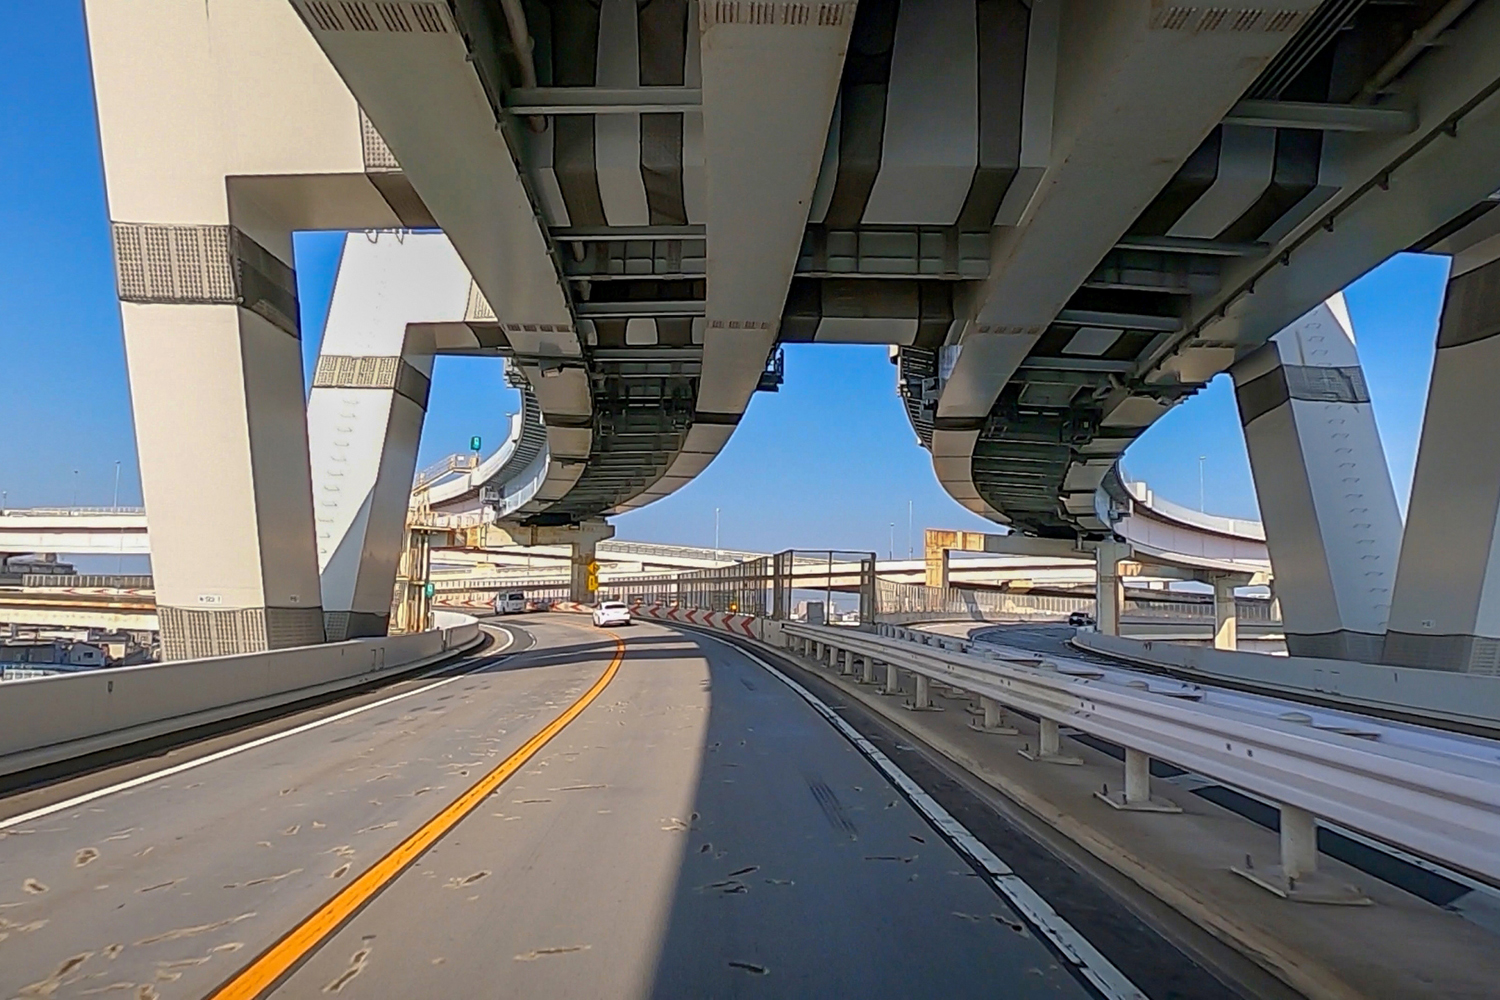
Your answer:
(470, 436), (482, 451)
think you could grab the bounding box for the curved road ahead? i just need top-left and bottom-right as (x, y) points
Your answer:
(1, 617), (1230, 998)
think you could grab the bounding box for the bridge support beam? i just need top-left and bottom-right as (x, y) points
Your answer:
(1212, 576), (1238, 652)
(1386, 258), (1500, 673)
(83, 0), (446, 658)
(1095, 539), (1128, 636)
(1232, 296), (1401, 661)
(309, 234), (478, 640)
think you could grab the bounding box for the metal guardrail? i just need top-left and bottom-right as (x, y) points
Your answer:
(0, 507), (147, 516)
(783, 622), (1500, 890)
(19, 574), (154, 590)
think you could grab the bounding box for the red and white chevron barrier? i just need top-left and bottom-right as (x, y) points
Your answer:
(628, 602), (757, 638)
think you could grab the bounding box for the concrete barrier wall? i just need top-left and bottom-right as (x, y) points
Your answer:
(0, 616), (482, 776)
(1073, 631), (1500, 732)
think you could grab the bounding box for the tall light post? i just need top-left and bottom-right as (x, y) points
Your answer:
(72, 469), (79, 509)
(1198, 455), (1207, 512)
(888, 522), (895, 561)
(112, 461), (122, 511)
(714, 507), (721, 560)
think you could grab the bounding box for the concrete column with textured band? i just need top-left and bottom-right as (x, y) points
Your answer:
(84, 0), (438, 657)
(1384, 258), (1500, 674)
(308, 233), (476, 640)
(1231, 295), (1402, 662)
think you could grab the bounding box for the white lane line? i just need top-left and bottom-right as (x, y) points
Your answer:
(0, 626), (517, 831)
(693, 630), (1148, 1000)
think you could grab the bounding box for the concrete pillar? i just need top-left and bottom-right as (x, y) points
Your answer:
(1020, 717), (1082, 764)
(1124, 747), (1151, 804)
(1232, 295), (1402, 661)
(1280, 804), (1318, 882)
(83, 1), (434, 658)
(1385, 258), (1500, 673)
(310, 234), (473, 639)
(1095, 539), (1128, 636)
(883, 662), (902, 696)
(1212, 576), (1239, 651)
(839, 650), (854, 676)
(570, 537), (599, 605)
(969, 695), (1018, 735)
(860, 656), (876, 685)
(906, 673), (934, 711)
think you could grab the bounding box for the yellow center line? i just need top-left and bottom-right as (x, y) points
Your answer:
(208, 631), (627, 1000)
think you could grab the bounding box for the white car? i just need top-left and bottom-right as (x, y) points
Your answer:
(592, 601), (632, 627)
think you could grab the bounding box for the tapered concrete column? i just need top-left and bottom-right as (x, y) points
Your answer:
(1386, 258), (1500, 673)
(1232, 295), (1402, 661)
(1095, 539), (1127, 636)
(883, 662), (902, 696)
(310, 234), (473, 639)
(1212, 576), (1238, 651)
(84, 0), (436, 658)
(860, 656), (876, 685)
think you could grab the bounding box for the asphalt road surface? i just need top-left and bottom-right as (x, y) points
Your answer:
(1, 617), (1152, 998)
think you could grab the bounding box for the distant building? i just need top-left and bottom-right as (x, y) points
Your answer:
(1, 641), (107, 671)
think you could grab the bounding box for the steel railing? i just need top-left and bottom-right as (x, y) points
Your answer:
(785, 622), (1500, 888)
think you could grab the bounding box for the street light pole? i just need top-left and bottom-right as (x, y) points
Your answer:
(72, 469), (79, 509)
(1198, 455), (1207, 512)
(714, 507), (721, 560)
(907, 500), (913, 559)
(112, 461), (121, 511)
(888, 522), (894, 561)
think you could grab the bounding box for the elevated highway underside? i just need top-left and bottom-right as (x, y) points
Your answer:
(0, 617), (1257, 999)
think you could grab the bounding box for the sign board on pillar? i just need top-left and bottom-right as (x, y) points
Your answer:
(423, 582), (435, 598)
(586, 572), (599, 591)
(587, 559), (600, 575)
(470, 436), (482, 452)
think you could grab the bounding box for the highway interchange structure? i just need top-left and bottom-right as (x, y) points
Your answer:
(68, 0), (1500, 675)
(7, 4), (1500, 995)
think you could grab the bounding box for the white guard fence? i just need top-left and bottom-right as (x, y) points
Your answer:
(782, 622), (1500, 891)
(0, 612), (482, 778)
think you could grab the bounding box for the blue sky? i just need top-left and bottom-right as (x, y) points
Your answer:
(0, 4), (1450, 554)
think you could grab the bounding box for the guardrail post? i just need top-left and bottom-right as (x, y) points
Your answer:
(904, 672), (940, 712)
(1232, 803), (1369, 904)
(1019, 717), (1081, 765)
(1095, 748), (1181, 812)
(968, 695), (1018, 735)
